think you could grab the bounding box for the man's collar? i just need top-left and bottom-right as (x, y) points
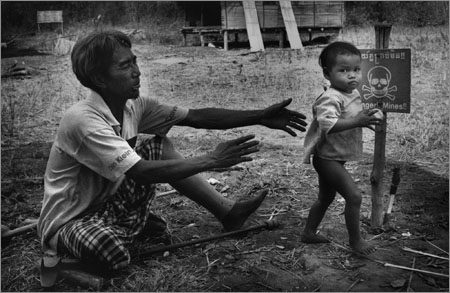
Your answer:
(87, 90), (120, 127)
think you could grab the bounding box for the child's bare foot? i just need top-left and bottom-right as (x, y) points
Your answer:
(220, 189), (268, 231)
(350, 240), (376, 255)
(301, 231), (330, 243)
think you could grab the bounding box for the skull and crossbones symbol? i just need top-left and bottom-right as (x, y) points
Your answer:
(362, 66), (397, 101)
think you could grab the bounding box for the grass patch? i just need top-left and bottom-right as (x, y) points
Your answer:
(1, 24), (448, 291)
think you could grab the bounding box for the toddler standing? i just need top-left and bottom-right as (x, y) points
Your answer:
(301, 41), (382, 255)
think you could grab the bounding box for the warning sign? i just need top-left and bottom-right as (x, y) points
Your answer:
(358, 49), (411, 113)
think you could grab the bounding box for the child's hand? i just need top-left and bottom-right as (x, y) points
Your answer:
(356, 109), (383, 131)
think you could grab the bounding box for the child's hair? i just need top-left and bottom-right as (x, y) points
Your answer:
(319, 41), (361, 70)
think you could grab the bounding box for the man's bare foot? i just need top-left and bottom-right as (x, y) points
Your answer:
(140, 213), (167, 237)
(220, 189), (268, 231)
(350, 240), (376, 255)
(301, 231), (330, 243)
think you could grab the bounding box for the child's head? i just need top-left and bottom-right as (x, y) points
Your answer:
(319, 41), (361, 71)
(319, 42), (362, 93)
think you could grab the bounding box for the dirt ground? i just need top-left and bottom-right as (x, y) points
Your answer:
(1, 41), (449, 292)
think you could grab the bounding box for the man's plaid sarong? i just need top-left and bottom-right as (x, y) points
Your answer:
(58, 135), (163, 269)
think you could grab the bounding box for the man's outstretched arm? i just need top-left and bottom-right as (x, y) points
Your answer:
(177, 98), (308, 137)
(126, 135), (259, 184)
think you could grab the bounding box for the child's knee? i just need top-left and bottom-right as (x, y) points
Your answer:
(318, 196), (334, 207)
(345, 192), (362, 206)
(318, 189), (336, 206)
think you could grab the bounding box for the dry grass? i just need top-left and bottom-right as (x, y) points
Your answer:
(1, 24), (448, 291)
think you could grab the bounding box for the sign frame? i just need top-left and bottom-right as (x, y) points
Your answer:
(358, 48), (411, 113)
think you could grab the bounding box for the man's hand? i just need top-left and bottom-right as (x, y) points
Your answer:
(208, 135), (260, 168)
(260, 98), (308, 136)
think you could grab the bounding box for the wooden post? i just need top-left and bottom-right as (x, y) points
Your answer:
(279, 30), (286, 48)
(242, 0), (265, 51)
(370, 23), (392, 228)
(200, 33), (205, 47)
(224, 30), (229, 51)
(279, 0), (304, 50)
(182, 33), (187, 46)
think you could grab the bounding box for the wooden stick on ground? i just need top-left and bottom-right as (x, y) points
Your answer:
(2, 221), (38, 238)
(156, 190), (177, 198)
(138, 220), (279, 258)
(424, 238), (450, 255)
(328, 238), (449, 278)
(402, 247), (449, 261)
(346, 278), (363, 292)
(406, 258), (415, 292)
(384, 263), (449, 278)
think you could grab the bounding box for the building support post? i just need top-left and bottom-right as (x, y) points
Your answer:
(224, 30), (229, 51)
(200, 33), (205, 47)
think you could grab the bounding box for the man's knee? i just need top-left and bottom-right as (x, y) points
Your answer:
(59, 222), (132, 270)
(94, 242), (131, 270)
(75, 240), (131, 270)
(134, 134), (164, 161)
(160, 136), (183, 160)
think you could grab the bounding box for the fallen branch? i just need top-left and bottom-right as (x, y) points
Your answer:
(156, 190), (178, 198)
(384, 263), (448, 278)
(327, 238), (448, 278)
(424, 238), (449, 255)
(1, 177), (44, 184)
(367, 233), (384, 241)
(346, 278), (363, 292)
(137, 220), (279, 258)
(312, 282), (322, 292)
(406, 258), (415, 292)
(1, 69), (29, 78)
(402, 246), (449, 261)
(255, 282), (276, 291)
(235, 247), (273, 255)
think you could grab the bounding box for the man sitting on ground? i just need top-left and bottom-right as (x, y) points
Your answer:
(37, 30), (308, 284)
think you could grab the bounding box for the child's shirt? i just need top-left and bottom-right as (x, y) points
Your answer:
(303, 87), (363, 163)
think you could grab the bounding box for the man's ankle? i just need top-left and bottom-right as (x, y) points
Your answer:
(220, 189), (268, 231)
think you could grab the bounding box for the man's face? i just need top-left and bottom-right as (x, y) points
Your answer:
(325, 53), (362, 94)
(101, 46), (141, 101)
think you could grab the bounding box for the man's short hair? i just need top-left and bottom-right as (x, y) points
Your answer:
(319, 41), (361, 70)
(71, 30), (132, 92)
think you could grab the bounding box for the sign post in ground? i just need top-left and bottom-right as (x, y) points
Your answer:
(357, 24), (411, 228)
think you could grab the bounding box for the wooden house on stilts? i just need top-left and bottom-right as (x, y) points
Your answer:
(181, 1), (345, 51)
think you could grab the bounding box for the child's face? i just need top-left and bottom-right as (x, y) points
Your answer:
(325, 53), (362, 94)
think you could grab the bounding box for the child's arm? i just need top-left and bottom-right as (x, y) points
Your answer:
(329, 109), (382, 133)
